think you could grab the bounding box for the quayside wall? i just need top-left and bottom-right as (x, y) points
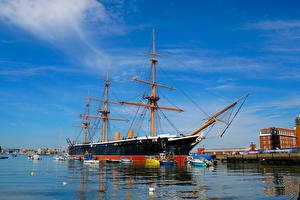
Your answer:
(216, 153), (300, 164)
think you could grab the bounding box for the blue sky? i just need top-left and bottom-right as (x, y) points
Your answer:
(0, 0), (300, 150)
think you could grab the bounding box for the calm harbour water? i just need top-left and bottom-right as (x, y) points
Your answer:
(0, 155), (299, 200)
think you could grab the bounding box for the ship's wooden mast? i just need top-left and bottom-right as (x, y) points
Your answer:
(102, 64), (110, 142)
(82, 65), (129, 142)
(150, 29), (156, 137)
(72, 91), (99, 144)
(119, 29), (183, 137)
(83, 100), (89, 143)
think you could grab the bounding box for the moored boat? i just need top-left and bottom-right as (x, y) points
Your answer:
(105, 159), (121, 163)
(120, 158), (132, 163)
(190, 158), (207, 167)
(53, 154), (66, 161)
(190, 155), (215, 166)
(84, 159), (99, 164)
(73, 156), (82, 161)
(159, 151), (177, 165)
(28, 154), (41, 160)
(145, 156), (160, 167)
(83, 154), (99, 164)
(159, 160), (176, 165)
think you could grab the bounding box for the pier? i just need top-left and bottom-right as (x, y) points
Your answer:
(216, 153), (300, 164)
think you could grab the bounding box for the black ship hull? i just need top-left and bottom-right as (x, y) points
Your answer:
(68, 135), (203, 156)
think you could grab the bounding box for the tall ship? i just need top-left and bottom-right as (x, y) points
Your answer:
(67, 30), (248, 163)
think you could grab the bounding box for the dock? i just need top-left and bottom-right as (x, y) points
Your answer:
(216, 153), (300, 164)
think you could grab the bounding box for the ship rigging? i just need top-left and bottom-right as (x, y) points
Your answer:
(67, 30), (249, 162)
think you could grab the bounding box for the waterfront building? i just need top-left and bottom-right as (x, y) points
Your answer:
(23, 149), (36, 155)
(37, 148), (49, 155)
(260, 127), (296, 150)
(37, 148), (64, 155)
(198, 145), (256, 155)
(259, 115), (300, 150)
(6, 149), (21, 154)
(296, 115), (300, 148)
(197, 143), (257, 155)
(198, 147), (249, 155)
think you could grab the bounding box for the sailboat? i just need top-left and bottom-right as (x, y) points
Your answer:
(67, 30), (248, 163)
(54, 126), (67, 161)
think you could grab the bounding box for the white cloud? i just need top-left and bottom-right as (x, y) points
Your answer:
(51, 103), (77, 116)
(251, 96), (300, 111)
(205, 83), (250, 91)
(242, 20), (300, 56)
(0, 61), (77, 79)
(0, 0), (108, 41)
(263, 46), (300, 53)
(242, 20), (300, 30)
(0, 0), (130, 71)
(159, 51), (264, 74)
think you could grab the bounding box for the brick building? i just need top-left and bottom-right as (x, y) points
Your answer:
(259, 127), (297, 150)
(259, 115), (300, 150)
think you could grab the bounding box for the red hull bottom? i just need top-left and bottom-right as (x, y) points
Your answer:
(73, 155), (187, 165)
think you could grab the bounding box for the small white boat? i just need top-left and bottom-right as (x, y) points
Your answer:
(53, 154), (66, 161)
(120, 158), (132, 163)
(28, 154), (41, 160)
(73, 156), (82, 161)
(191, 158), (206, 167)
(186, 156), (193, 163)
(84, 159), (100, 164)
(83, 154), (99, 164)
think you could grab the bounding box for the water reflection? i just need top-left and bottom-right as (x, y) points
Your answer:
(226, 163), (299, 197)
(99, 167), (104, 198)
(80, 166), (84, 200)
(65, 160), (299, 199)
(1, 156), (299, 199)
(261, 165), (299, 197)
(66, 161), (196, 199)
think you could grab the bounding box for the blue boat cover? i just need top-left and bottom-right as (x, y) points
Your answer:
(193, 155), (212, 160)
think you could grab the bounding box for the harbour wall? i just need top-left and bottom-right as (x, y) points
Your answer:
(216, 153), (300, 164)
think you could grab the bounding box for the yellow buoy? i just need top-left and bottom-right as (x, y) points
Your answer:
(30, 172), (34, 176)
